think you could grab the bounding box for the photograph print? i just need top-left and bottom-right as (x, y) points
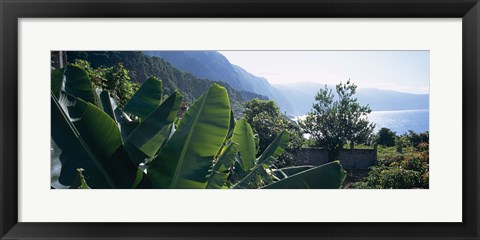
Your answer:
(51, 50), (429, 189)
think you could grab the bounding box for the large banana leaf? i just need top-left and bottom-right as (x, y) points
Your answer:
(271, 165), (314, 180)
(126, 91), (182, 159)
(231, 118), (256, 171)
(63, 65), (97, 105)
(206, 142), (238, 189)
(99, 90), (117, 122)
(148, 84), (231, 189)
(256, 130), (290, 165)
(51, 68), (64, 98)
(262, 161), (346, 189)
(225, 110), (235, 140)
(51, 92), (114, 188)
(57, 92), (139, 188)
(120, 121), (149, 166)
(232, 130), (289, 189)
(120, 122), (139, 141)
(98, 90), (137, 141)
(59, 93), (122, 159)
(231, 164), (271, 189)
(124, 77), (162, 118)
(259, 164), (274, 185)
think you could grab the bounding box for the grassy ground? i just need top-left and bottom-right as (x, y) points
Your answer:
(342, 144), (374, 149)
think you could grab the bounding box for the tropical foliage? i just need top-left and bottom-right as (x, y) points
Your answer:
(242, 99), (304, 167)
(70, 59), (140, 108)
(65, 51), (267, 116)
(51, 64), (346, 189)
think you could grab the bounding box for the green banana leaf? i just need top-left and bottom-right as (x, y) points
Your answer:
(131, 168), (149, 189)
(51, 92), (114, 188)
(57, 92), (139, 188)
(120, 121), (150, 165)
(63, 65), (97, 105)
(259, 164), (274, 185)
(124, 77), (163, 118)
(206, 142), (238, 189)
(225, 110), (235, 140)
(120, 122), (139, 141)
(231, 118), (256, 172)
(126, 91), (182, 159)
(232, 130), (289, 189)
(271, 165), (315, 180)
(51, 68), (64, 98)
(59, 92), (122, 159)
(231, 164), (270, 189)
(99, 91), (117, 122)
(256, 130), (290, 165)
(148, 84), (231, 189)
(262, 161), (346, 189)
(98, 90), (137, 141)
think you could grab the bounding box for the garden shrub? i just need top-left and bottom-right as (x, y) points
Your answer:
(351, 143), (429, 189)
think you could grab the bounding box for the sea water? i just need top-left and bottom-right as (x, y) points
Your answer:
(295, 109), (429, 135)
(368, 109), (429, 134)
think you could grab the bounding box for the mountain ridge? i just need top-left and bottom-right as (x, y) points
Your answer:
(64, 51), (268, 116)
(144, 51), (429, 116)
(144, 51), (294, 113)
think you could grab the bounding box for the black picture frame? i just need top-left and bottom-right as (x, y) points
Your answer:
(1, 0), (479, 239)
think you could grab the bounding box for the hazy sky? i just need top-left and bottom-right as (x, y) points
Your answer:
(219, 51), (429, 94)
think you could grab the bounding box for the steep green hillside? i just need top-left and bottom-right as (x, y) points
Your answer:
(65, 51), (267, 115)
(145, 51), (246, 90)
(144, 51), (289, 111)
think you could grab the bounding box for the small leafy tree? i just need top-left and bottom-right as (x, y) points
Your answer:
(242, 98), (303, 166)
(376, 127), (396, 147)
(300, 80), (375, 160)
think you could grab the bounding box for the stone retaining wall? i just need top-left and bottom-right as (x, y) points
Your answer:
(291, 147), (377, 169)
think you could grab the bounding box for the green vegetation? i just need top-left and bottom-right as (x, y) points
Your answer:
(375, 127), (396, 147)
(51, 63), (346, 189)
(242, 99), (303, 167)
(71, 59), (140, 108)
(404, 130), (429, 150)
(300, 80), (375, 160)
(65, 51), (266, 116)
(350, 130), (429, 189)
(51, 52), (428, 190)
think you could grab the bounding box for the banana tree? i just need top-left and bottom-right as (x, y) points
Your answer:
(207, 118), (346, 189)
(51, 64), (346, 189)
